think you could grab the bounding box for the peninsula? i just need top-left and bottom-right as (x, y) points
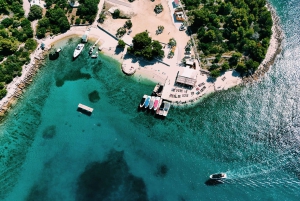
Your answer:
(0, 0), (283, 116)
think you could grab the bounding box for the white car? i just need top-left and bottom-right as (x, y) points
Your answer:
(127, 29), (132, 35)
(179, 25), (186, 31)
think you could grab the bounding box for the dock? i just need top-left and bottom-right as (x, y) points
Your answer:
(78, 103), (93, 115)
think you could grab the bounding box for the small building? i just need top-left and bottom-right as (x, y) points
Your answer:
(174, 8), (185, 21)
(81, 34), (88, 43)
(175, 68), (197, 87)
(185, 59), (195, 68)
(174, 0), (180, 7)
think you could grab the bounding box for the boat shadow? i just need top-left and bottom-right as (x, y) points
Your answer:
(205, 179), (225, 186)
(137, 106), (165, 120)
(77, 108), (92, 116)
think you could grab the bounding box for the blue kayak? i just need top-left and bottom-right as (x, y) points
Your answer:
(144, 96), (151, 108)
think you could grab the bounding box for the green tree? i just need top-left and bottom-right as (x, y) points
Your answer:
(0, 0), (7, 14)
(28, 5), (43, 21)
(235, 62), (247, 73)
(132, 31), (152, 50)
(125, 20), (132, 29)
(151, 40), (164, 58)
(75, 18), (81, 25)
(222, 62), (230, 71)
(118, 39), (126, 48)
(25, 38), (37, 51)
(229, 52), (242, 66)
(36, 27), (46, 38)
(210, 69), (221, 78)
(38, 17), (50, 28)
(0, 88), (7, 99)
(98, 12), (106, 23)
(1, 18), (13, 27)
(113, 9), (120, 18)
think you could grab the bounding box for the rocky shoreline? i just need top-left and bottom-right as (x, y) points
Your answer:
(0, 50), (48, 119)
(242, 3), (284, 84)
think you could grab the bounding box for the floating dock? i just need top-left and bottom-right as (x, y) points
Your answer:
(78, 103), (93, 114)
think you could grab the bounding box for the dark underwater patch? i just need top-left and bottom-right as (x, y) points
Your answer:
(76, 150), (148, 201)
(55, 70), (91, 87)
(155, 164), (168, 177)
(25, 184), (48, 201)
(42, 125), (56, 139)
(88, 90), (100, 103)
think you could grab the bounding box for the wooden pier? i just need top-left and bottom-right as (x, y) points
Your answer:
(78, 103), (93, 114)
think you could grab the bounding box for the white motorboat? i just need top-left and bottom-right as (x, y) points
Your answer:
(73, 43), (85, 58)
(209, 173), (227, 180)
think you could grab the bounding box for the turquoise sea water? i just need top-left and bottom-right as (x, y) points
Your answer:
(1, 0), (300, 200)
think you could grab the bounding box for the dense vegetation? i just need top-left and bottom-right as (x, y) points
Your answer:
(0, 0), (37, 99)
(36, 6), (70, 38)
(28, 5), (43, 21)
(128, 31), (164, 60)
(77, 0), (100, 23)
(183, 0), (272, 76)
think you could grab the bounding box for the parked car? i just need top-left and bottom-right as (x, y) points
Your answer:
(127, 29), (132, 35)
(179, 25), (186, 31)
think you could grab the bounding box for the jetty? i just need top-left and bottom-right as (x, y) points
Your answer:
(77, 103), (93, 115)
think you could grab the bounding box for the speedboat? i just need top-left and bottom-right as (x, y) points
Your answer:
(156, 99), (162, 114)
(149, 96), (155, 109)
(140, 95), (147, 108)
(73, 43), (85, 58)
(144, 96), (151, 108)
(153, 97), (161, 111)
(209, 173), (227, 180)
(91, 51), (98, 58)
(158, 101), (165, 115)
(56, 48), (62, 52)
(163, 101), (170, 116)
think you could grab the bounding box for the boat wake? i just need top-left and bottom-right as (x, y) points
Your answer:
(225, 149), (300, 180)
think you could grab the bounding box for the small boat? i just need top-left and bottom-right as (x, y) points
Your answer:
(156, 99), (163, 114)
(158, 101), (165, 115)
(89, 47), (94, 55)
(163, 101), (170, 116)
(144, 96), (151, 108)
(56, 48), (62, 53)
(153, 97), (161, 111)
(209, 173), (227, 180)
(91, 51), (98, 58)
(140, 95), (147, 108)
(73, 43), (85, 58)
(149, 96), (156, 109)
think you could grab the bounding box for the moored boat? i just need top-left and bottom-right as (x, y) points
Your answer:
(91, 51), (98, 58)
(156, 98), (163, 114)
(149, 96), (156, 109)
(140, 95), (147, 108)
(144, 96), (151, 108)
(153, 97), (161, 111)
(158, 101), (165, 115)
(56, 48), (62, 52)
(209, 173), (227, 180)
(163, 101), (170, 116)
(73, 43), (85, 58)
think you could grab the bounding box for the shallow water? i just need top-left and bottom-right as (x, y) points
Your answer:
(1, 0), (300, 200)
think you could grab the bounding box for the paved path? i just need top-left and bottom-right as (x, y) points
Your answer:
(106, 0), (132, 8)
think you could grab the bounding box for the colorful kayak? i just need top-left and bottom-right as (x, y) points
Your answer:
(144, 96), (151, 108)
(153, 97), (161, 111)
(140, 95), (147, 108)
(149, 96), (155, 109)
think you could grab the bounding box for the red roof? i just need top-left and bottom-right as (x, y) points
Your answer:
(174, 0), (179, 4)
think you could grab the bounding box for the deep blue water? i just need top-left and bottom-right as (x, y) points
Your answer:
(1, 0), (300, 200)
